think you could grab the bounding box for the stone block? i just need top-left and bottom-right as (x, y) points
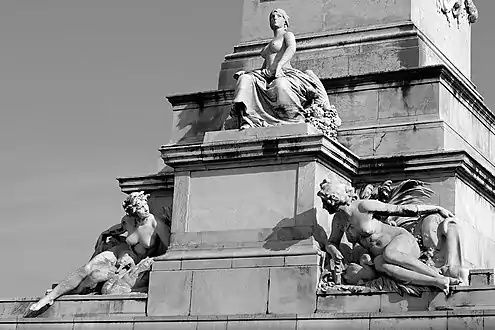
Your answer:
(228, 320), (296, 329)
(317, 294), (381, 313)
(337, 133), (375, 157)
(447, 311), (483, 330)
(147, 270), (192, 316)
(295, 161), (317, 228)
(429, 288), (495, 310)
(231, 256), (285, 268)
(483, 316), (495, 330)
(73, 322), (134, 330)
(191, 268), (269, 315)
(153, 260), (182, 271)
(0, 324), (16, 330)
(134, 322), (197, 330)
(108, 299), (145, 315)
(370, 316), (447, 330)
(268, 266), (317, 314)
(297, 318), (369, 330)
(284, 255), (318, 267)
(379, 292), (433, 312)
(378, 83), (438, 120)
(239, 0), (411, 43)
(187, 164), (298, 232)
(295, 53), (350, 80)
(181, 258), (232, 270)
(329, 89), (378, 126)
(204, 123), (319, 143)
(172, 172), (190, 233)
(16, 323), (74, 330)
(48, 300), (112, 318)
(197, 321), (228, 330)
(469, 269), (495, 286)
(169, 102), (230, 145)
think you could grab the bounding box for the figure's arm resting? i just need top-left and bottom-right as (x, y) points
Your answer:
(360, 199), (453, 218)
(325, 213), (345, 261)
(277, 32), (296, 68)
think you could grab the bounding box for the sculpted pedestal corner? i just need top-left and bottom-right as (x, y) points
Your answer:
(146, 125), (359, 316)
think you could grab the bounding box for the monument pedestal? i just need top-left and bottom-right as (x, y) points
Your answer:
(148, 124), (355, 316)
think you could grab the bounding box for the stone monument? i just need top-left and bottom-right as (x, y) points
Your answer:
(3, 1), (495, 329)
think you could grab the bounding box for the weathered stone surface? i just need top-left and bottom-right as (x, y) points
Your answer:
(134, 322), (196, 330)
(446, 311), (483, 330)
(16, 323), (74, 330)
(378, 83), (438, 120)
(329, 89), (379, 125)
(239, 0), (411, 43)
(181, 258), (232, 270)
(191, 268), (269, 315)
(73, 322), (133, 330)
(429, 288), (495, 310)
(204, 123), (319, 143)
(338, 122), (445, 157)
(187, 164), (298, 232)
(318, 294), (381, 313)
(231, 256), (285, 269)
(298, 318), (369, 330)
(228, 320), (296, 330)
(171, 172), (190, 233)
(197, 321), (227, 330)
(268, 266), (317, 314)
(370, 316), (447, 330)
(147, 271), (192, 316)
(470, 269), (495, 286)
(379, 293), (433, 312)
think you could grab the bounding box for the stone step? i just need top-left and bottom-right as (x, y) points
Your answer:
(0, 293), (146, 319)
(3, 310), (495, 329)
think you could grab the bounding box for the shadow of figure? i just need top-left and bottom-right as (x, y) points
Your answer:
(263, 208), (351, 257)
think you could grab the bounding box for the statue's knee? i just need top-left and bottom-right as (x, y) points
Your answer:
(373, 255), (386, 272)
(382, 249), (399, 264)
(237, 74), (254, 86)
(273, 77), (290, 91)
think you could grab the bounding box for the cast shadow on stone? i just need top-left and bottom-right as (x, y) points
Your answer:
(175, 96), (231, 144)
(263, 208), (351, 255)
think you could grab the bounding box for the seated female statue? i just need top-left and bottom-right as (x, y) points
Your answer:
(29, 192), (170, 312)
(232, 9), (339, 130)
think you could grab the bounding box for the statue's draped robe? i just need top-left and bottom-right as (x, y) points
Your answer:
(233, 68), (331, 127)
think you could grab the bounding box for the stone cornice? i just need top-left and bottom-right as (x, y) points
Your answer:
(359, 150), (495, 205)
(225, 22), (417, 60)
(159, 134), (360, 177)
(120, 147), (495, 205)
(117, 172), (174, 193)
(166, 89), (234, 108)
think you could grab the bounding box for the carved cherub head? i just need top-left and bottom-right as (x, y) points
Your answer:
(317, 174), (357, 214)
(122, 191), (150, 221)
(269, 8), (290, 30)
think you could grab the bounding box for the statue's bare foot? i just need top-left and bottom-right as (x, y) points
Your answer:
(29, 297), (54, 312)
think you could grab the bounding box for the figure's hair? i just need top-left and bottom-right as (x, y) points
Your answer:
(318, 173), (356, 204)
(269, 8), (290, 29)
(122, 191), (150, 217)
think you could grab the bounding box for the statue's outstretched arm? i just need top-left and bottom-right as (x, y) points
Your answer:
(359, 200), (454, 218)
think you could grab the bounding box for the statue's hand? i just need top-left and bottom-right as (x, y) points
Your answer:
(438, 207), (454, 218)
(233, 70), (246, 80)
(274, 65), (285, 78)
(326, 244), (344, 262)
(117, 254), (136, 273)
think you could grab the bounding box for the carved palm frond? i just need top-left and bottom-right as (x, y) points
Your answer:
(383, 180), (434, 232)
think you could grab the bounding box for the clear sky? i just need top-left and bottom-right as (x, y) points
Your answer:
(0, 0), (494, 298)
